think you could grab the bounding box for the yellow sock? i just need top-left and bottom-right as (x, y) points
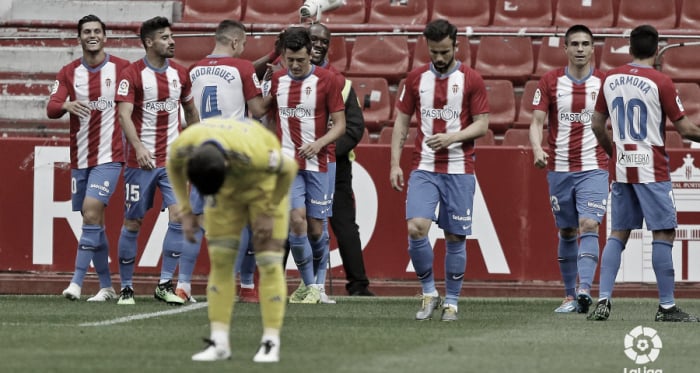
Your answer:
(207, 244), (237, 326)
(256, 251), (287, 331)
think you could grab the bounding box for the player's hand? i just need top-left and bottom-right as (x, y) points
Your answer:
(63, 101), (92, 119)
(533, 147), (548, 169)
(135, 144), (155, 170)
(390, 165), (404, 192)
(179, 212), (200, 243)
(425, 133), (452, 151)
(297, 142), (322, 159)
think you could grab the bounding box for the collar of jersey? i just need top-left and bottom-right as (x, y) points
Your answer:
(429, 61), (461, 79)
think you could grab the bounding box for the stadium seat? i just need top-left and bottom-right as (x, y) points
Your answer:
(491, 0), (553, 27)
(346, 35), (410, 84)
(665, 82), (700, 130)
(368, 0), (429, 26)
(378, 126), (418, 145)
(243, 0), (300, 24)
(513, 80), (541, 128)
(553, 0), (614, 28)
(411, 35), (471, 71)
(429, 1), (491, 27)
(678, 0), (700, 29)
(318, 0), (367, 24)
(359, 128), (372, 144)
(327, 36), (348, 73)
(598, 37), (631, 73)
(181, 0), (243, 23)
(239, 35), (278, 63)
(501, 128), (532, 147)
(475, 128), (496, 146)
(616, 0), (677, 29)
(474, 36), (534, 85)
(483, 79), (516, 135)
(350, 77), (392, 133)
(532, 36), (569, 79)
(659, 39), (700, 83)
(665, 130), (684, 148)
(172, 36), (215, 69)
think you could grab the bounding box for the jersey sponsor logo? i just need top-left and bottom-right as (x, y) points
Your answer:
(50, 80), (59, 95)
(617, 150), (651, 167)
(117, 79), (129, 96)
(420, 105), (460, 121)
(87, 96), (115, 111)
(278, 105), (313, 118)
(559, 109), (593, 124)
(144, 98), (179, 113)
(89, 181), (111, 194)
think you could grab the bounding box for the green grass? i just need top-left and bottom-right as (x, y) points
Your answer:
(1, 296), (699, 373)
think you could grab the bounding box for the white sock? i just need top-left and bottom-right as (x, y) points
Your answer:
(240, 283), (254, 289)
(176, 282), (191, 295)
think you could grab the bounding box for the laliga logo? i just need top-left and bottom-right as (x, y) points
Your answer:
(624, 326), (662, 369)
(299, 0), (344, 22)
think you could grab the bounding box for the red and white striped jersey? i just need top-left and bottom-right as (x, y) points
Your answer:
(116, 58), (193, 168)
(47, 54), (130, 169)
(189, 56), (261, 120)
(596, 64), (685, 183)
(270, 66), (345, 171)
(533, 67), (608, 172)
(396, 63), (489, 174)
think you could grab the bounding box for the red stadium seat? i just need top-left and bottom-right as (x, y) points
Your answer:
(492, 0), (553, 27)
(475, 128), (496, 146)
(678, 0), (700, 29)
(378, 126), (417, 145)
(346, 35), (410, 84)
(665, 130), (685, 148)
(411, 35), (471, 71)
(350, 77), (392, 133)
(243, 0), (300, 24)
(181, 0), (243, 23)
(513, 80), (542, 128)
(327, 36), (348, 73)
(359, 128), (372, 144)
(239, 35), (278, 63)
(368, 0), (429, 26)
(318, 0), (367, 24)
(598, 37), (631, 73)
(664, 82), (700, 130)
(430, 1), (491, 27)
(659, 39), (700, 83)
(616, 0), (677, 29)
(483, 79), (516, 135)
(553, 0), (614, 28)
(501, 128), (532, 147)
(532, 36), (569, 79)
(474, 36), (534, 85)
(172, 36), (215, 69)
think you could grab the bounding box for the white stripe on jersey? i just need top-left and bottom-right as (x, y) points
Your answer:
(96, 62), (117, 166)
(73, 65), (91, 168)
(140, 70), (159, 155)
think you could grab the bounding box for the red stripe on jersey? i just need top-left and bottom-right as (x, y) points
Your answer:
(567, 82), (586, 172)
(87, 71), (102, 166)
(155, 73), (171, 167)
(652, 145), (668, 182)
(287, 81), (307, 170)
(432, 79), (449, 174)
(623, 143), (639, 183)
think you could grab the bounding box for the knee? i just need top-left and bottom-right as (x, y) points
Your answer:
(407, 219), (429, 239)
(289, 213), (307, 235)
(559, 227), (578, 239)
(579, 219), (600, 234)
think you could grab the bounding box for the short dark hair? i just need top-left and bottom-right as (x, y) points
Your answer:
(282, 26), (312, 53)
(564, 24), (593, 45)
(186, 143), (226, 196)
(630, 25), (658, 59)
(139, 16), (172, 47)
(215, 19), (246, 44)
(423, 19), (458, 46)
(78, 14), (106, 37)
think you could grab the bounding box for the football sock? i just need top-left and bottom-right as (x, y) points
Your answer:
(598, 237), (625, 300)
(160, 222), (183, 281)
(70, 224), (102, 286)
(651, 240), (675, 306)
(310, 227), (329, 285)
(178, 227), (203, 284)
(117, 226), (138, 288)
(207, 243), (237, 326)
(256, 251), (287, 330)
(94, 228), (112, 289)
(444, 240), (467, 306)
(289, 233), (315, 286)
(408, 236), (436, 294)
(557, 234), (578, 298)
(577, 232), (600, 291)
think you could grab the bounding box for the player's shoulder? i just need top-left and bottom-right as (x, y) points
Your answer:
(107, 54), (132, 68)
(168, 59), (189, 73)
(541, 67), (567, 80)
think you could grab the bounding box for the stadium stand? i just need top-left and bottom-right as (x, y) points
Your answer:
(328, 35), (348, 73)
(473, 36), (534, 85)
(491, 0), (553, 27)
(659, 39), (700, 83)
(665, 130), (685, 148)
(553, 0), (615, 28)
(475, 128), (496, 146)
(678, 0), (700, 29)
(172, 35), (216, 68)
(377, 126), (417, 145)
(368, 0), (429, 26)
(0, 0), (179, 24)
(238, 34), (278, 62)
(345, 35), (410, 84)
(483, 79), (516, 135)
(513, 80), (540, 129)
(411, 35), (471, 71)
(429, 1), (491, 27)
(243, 0), (300, 25)
(359, 127), (372, 144)
(181, 0), (243, 23)
(664, 82), (700, 129)
(532, 36), (569, 80)
(598, 37), (632, 73)
(615, 0), (677, 29)
(501, 128), (532, 147)
(351, 76), (392, 133)
(318, 0), (368, 24)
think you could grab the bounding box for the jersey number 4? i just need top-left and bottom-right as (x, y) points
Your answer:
(200, 85), (223, 119)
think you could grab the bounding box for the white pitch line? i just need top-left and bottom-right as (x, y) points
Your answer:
(79, 302), (208, 327)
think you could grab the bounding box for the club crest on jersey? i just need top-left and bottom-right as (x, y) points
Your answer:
(590, 91), (596, 102)
(117, 79), (129, 96)
(452, 84), (459, 94)
(305, 86), (312, 96)
(171, 79), (179, 89)
(105, 78), (112, 87)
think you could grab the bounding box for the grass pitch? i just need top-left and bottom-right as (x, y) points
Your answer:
(1, 296), (698, 373)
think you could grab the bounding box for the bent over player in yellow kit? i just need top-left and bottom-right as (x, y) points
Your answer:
(167, 117), (297, 363)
